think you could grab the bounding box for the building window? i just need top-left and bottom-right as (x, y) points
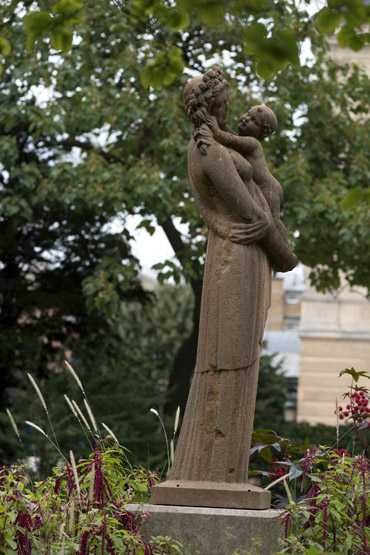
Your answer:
(285, 322), (296, 330)
(286, 293), (299, 304)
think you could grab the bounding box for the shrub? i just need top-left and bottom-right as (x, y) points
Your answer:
(2, 362), (183, 554)
(278, 450), (370, 554)
(275, 368), (370, 554)
(0, 439), (183, 554)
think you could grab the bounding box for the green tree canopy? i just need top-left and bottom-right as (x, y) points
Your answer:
(3, 284), (193, 470)
(5, 0), (370, 80)
(1, 0), (369, 433)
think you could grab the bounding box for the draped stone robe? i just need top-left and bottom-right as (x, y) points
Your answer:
(169, 137), (272, 482)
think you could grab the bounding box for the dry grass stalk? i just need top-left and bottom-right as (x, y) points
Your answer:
(170, 439), (175, 465)
(27, 373), (47, 412)
(64, 395), (77, 417)
(72, 400), (91, 431)
(70, 450), (81, 499)
(25, 420), (47, 437)
(64, 361), (85, 396)
(101, 423), (119, 444)
(59, 523), (67, 555)
(84, 399), (98, 434)
(88, 463), (95, 503)
(68, 499), (75, 533)
(6, 408), (21, 441)
(174, 406), (180, 434)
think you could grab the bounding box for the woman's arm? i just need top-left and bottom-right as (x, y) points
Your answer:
(200, 142), (267, 223)
(191, 180), (272, 244)
(213, 128), (259, 157)
(259, 219), (297, 272)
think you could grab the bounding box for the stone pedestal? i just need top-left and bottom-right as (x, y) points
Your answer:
(151, 480), (271, 510)
(128, 503), (283, 555)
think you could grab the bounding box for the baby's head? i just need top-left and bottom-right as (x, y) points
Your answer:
(238, 105), (277, 140)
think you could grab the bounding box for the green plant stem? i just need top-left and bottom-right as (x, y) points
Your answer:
(150, 410), (170, 472)
(326, 425), (357, 454)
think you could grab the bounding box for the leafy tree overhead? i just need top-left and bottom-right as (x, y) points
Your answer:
(1, 0), (369, 422)
(6, 0), (370, 81)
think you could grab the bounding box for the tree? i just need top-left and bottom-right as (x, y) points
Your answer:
(1, 0), (369, 425)
(253, 354), (291, 430)
(4, 284), (193, 470)
(6, 1), (370, 82)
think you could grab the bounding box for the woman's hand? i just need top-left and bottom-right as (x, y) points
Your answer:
(251, 204), (271, 227)
(206, 114), (219, 134)
(228, 219), (271, 245)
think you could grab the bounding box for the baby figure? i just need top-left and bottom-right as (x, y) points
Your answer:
(212, 105), (289, 243)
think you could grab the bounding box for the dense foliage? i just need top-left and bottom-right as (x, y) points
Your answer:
(2, 284), (193, 470)
(6, 1), (370, 81)
(279, 451), (370, 555)
(0, 440), (183, 554)
(269, 369), (370, 554)
(1, 0), (369, 457)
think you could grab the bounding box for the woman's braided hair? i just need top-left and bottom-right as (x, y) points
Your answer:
(183, 65), (228, 154)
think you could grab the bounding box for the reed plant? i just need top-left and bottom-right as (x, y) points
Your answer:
(3, 362), (183, 554)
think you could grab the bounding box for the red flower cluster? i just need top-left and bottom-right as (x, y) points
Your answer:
(336, 390), (370, 421)
(332, 448), (351, 458)
(269, 457), (287, 482)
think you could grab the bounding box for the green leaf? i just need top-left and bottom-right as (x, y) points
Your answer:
(168, 57), (184, 74)
(6, 538), (17, 549)
(342, 0), (367, 27)
(0, 37), (10, 57)
(198, 4), (224, 26)
(150, 70), (164, 89)
(275, 30), (300, 67)
(167, 9), (189, 31)
(341, 186), (364, 209)
(306, 547), (322, 555)
(337, 25), (365, 51)
(23, 11), (53, 34)
(140, 65), (154, 88)
(52, 0), (84, 16)
(243, 22), (267, 56)
(259, 445), (272, 462)
(255, 60), (276, 79)
(315, 8), (342, 35)
(50, 26), (73, 52)
(339, 368), (370, 382)
(162, 69), (177, 86)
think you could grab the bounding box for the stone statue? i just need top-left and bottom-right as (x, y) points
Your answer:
(151, 66), (297, 509)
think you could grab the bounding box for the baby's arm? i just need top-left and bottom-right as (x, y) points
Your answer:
(213, 127), (258, 156)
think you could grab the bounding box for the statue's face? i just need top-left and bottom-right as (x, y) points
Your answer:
(209, 88), (229, 126)
(238, 109), (263, 139)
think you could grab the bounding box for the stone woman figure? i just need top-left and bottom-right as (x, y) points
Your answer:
(152, 66), (296, 507)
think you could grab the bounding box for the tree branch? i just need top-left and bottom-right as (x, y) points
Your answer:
(161, 215), (187, 267)
(40, 138), (127, 166)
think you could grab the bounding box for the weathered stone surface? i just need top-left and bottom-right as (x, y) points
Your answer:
(151, 480), (271, 510)
(128, 503), (283, 555)
(152, 65), (297, 508)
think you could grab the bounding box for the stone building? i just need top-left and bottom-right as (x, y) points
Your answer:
(295, 27), (370, 426)
(264, 269), (370, 426)
(297, 278), (370, 426)
(265, 271), (304, 332)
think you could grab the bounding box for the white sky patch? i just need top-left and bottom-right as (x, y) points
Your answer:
(123, 215), (188, 279)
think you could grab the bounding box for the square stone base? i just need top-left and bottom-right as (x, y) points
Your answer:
(128, 503), (284, 555)
(151, 480), (271, 510)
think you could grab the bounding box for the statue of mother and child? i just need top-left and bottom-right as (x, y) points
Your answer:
(152, 66), (297, 509)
